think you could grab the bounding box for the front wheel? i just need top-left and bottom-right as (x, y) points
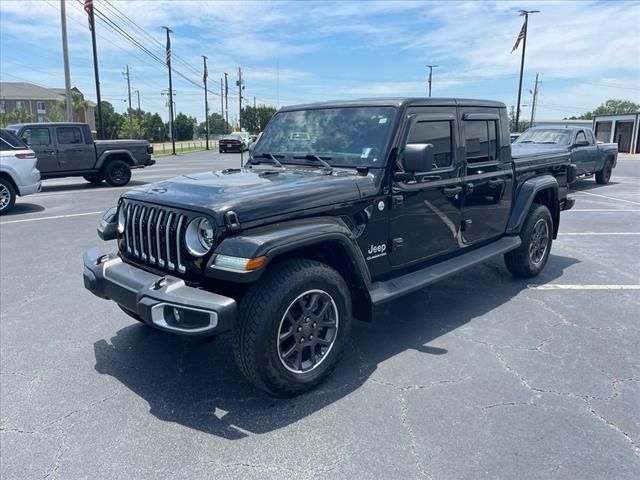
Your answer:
(0, 178), (16, 215)
(103, 160), (131, 187)
(233, 259), (352, 397)
(504, 203), (553, 278)
(595, 159), (613, 185)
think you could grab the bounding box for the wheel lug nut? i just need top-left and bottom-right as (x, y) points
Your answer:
(300, 338), (305, 343)
(312, 322), (316, 327)
(297, 326), (302, 332)
(305, 317), (310, 323)
(309, 335), (313, 340)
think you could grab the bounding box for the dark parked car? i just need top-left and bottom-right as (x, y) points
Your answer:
(219, 133), (249, 153)
(6, 122), (155, 186)
(84, 98), (575, 396)
(513, 126), (618, 184)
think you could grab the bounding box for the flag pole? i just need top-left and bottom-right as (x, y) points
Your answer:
(85, 0), (104, 139)
(514, 9), (539, 132)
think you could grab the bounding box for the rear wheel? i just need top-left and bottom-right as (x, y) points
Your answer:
(233, 259), (352, 397)
(595, 158), (613, 185)
(0, 178), (16, 215)
(504, 203), (553, 278)
(83, 175), (103, 184)
(103, 160), (131, 186)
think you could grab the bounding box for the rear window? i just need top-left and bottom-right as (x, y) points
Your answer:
(0, 129), (28, 150)
(56, 126), (84, 144)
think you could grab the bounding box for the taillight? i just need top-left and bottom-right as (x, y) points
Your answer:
(15, 152), (36, 159)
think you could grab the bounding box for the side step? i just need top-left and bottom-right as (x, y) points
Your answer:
(369, 236), (521, 305)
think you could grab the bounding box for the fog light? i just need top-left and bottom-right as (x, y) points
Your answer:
(172, 308), (183, 323)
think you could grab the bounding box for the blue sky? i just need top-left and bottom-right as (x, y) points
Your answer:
(1, 0), (639, 124)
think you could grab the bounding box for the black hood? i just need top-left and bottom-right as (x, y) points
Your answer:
(123, 167), (373, 225)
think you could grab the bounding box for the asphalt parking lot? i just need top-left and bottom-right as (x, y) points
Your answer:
(1, 152), (639, 479)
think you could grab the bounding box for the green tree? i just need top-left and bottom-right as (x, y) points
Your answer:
(143, 113), (165, 141)
(196, 113), (230, 136)
(174, 113), (196, 140)
(241, 105), (276, 133)
(98, 101), (124, 139)
(572, 99), (640, 120)
(47, 102), (65, 122)
(6, 108), (33, 124)
(118, 115), (145, 139)
(508, 105), (529, 132)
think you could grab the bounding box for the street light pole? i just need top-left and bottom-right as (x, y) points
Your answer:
(514, 9), (540, 132)
(426, 64), (438, 98)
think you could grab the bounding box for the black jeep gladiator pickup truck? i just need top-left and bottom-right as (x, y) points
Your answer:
(83, 98), (575, 396)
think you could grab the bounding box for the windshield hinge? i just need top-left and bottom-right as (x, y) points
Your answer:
(225, 210), (241, 231)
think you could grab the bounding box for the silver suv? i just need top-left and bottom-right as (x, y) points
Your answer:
(0, 129), (41, 214)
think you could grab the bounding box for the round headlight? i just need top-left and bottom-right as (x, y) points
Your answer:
(117, 206), (126, 234)
(185, 217), (215, 257)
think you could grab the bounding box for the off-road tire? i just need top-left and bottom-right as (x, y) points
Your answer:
(233, 258), (352, 397)
(0, 177), (16, 215)
(103, 160), (131, 187)
(595, 158), (613, 185)
(83, 175), (104, 184)
(504, 203), (553, 278)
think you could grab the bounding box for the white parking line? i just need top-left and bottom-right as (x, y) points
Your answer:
(571, 190), (640, 206)
(0, 211), (102, 225)
(569, 209), (640, 212)
(528, 284), (640, 290)
(558, 232), (640, 235)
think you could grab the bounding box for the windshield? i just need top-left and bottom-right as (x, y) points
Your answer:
(514, 129), (571, 145)
(254, 106), (397, 167)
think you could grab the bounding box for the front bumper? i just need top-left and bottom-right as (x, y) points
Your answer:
(83, 248), (237, 336)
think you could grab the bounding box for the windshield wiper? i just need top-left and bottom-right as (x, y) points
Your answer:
(516, 140), (534, 143)
(538, 141), (559, 144)
(293, 154), (333, 173)
(249, 152), (284, 168)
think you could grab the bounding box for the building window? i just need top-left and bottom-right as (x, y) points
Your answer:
(0, 101), (5, 113)
(15, 100), (24, 110)
(36, 101), (46, 113)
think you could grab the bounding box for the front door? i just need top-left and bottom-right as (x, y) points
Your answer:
(388, 111), (463, 266)
(460, 109), (513, 246)
(571, 129), (599, 173)
(54, 126), (94, 171)
(21, 126), (57, 174)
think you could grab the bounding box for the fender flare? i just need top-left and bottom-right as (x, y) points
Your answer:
(96, 150), (136, 170)
(506, 175), (559, 235)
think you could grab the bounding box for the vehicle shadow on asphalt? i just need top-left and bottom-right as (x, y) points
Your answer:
(1, 203), (46, 216)
(93, 254), (578, 440)
(569, 179), (620, 192)
(40, 180), (148, 194)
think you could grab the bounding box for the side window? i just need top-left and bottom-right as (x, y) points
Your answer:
(0, 139), (10, 151)
(576, 130), (587, 144)
(23, 128), (51, 146)
(407, 120), (453, 169)
(56, 126), (83, 144)
(464, 121), (498, 163)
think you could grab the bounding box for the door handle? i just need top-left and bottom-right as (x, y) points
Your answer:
(465, 183), (474, 194)
(442, 186), (463, 197)
(488, 179), (504, 188)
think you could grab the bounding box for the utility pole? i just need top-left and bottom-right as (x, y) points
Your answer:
(162, 26), (176, 155)
(60, 0), (73, 122)
(529, 73), (540, 127)
(134, 89), (141, 123)
(123, 65), (133, 138)
(220, 77), (224, 130)
(84, 0), (104, 138)
(161, 90), (175, 142)
(224, 72), (229, 134)
(426, 64), (438, 98)
(202, 55), (209, 150)
(237, 67), (244, 131)
(514, 9), (540, 132)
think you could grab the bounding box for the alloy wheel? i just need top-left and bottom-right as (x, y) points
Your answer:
(0, 184), (10, 210)
(529, 218), (549, 265)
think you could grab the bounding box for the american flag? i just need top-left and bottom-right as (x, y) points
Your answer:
(511, 21), (526, 53)
(84, 0), (94, 32)
(165, 34), (171, 66)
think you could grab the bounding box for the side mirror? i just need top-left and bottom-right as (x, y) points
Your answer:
(403, 143), (435, 173)
(574, 140), (589, 147)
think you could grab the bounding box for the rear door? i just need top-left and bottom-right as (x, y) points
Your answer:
(459, 108), (514, 246)
(388, 108), (464, 266)
(54, 125), (94, 171)
(21, 126), (57, 174)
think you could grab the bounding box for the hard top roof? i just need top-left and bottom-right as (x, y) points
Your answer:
(278, 97), (505, 111)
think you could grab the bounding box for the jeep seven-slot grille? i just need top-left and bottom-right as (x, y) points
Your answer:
(120, 200), (188, 274)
